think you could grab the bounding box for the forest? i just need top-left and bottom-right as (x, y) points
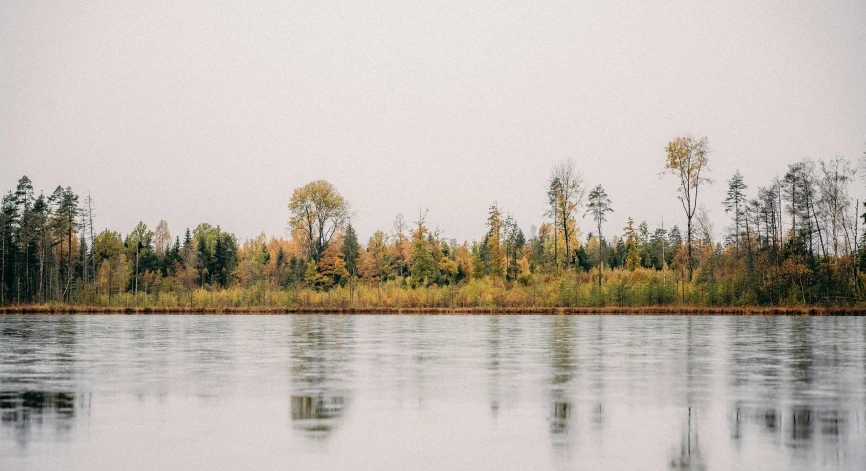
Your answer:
(2, 136), (865, 310)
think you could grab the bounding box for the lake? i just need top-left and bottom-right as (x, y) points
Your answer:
(1, 314), (864, 470)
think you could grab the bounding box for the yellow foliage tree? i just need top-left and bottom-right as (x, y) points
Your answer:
(664, 135), (710, 281)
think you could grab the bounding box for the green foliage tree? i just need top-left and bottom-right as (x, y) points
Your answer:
(410, 210), (435, 286)
(125, 222), (155, 295)
(341, 224), (360, 304)
(486, 203), (505, 279)
(586, 185), (613, 285)
(93, 230), (126, 303)
(49, 186), (79, 301)
(504, 215), (525, 282)
(724, 170), (747, 251)
(623, 218), (641, 271)
(192, 223), (238, 288)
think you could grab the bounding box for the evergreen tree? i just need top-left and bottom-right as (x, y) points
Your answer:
(586, 184), (613, 285)
(341, 224), (360, 303)
(623, 218), (641, 271)
(410, 211), (435, 286)
(197, 235), (210, 285)
(504, 215), (525, 282)
(214, 235), (227, 287)
(50, 186), (79, 301)
(486, 203), (505, 279)
(724, 170), (747, 251)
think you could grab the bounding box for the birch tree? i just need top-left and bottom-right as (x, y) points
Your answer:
(547, 159), (586, 270)
(664, 136), (711, 281)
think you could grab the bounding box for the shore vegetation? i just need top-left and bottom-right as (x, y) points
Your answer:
(2, 136), (865, 311)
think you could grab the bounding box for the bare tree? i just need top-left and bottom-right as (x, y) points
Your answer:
(154, 220), (171, 257)
(547, 159), (586, 270)
(818, 155), (855, 256)
(83, 192), (96, 284)
(392, 213), (408, 277)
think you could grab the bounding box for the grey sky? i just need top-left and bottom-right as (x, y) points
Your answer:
(2, 1), (864, 244)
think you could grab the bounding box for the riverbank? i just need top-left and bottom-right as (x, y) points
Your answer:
(1, 304), (865, 315)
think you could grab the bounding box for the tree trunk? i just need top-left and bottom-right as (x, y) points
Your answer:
(1, 227), (5, 305)
(809, 194), (826, 258)
(791, 181), (796, 249)
(597, 222), (603, 287)
(553, 210), (558, 269)
(563, 221), (570, 270)
(108, 263), (112, 305)
(67, 225), (72, 302)
(38, 240), (44, 303)
(686, 217), (693, 281)
(735, 199), (740, 252)
(25, 245), (29, 302)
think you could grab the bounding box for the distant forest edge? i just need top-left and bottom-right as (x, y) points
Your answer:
(2, 135), (865, 310)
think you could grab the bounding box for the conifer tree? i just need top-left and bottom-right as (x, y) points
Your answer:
(341, 224), (360, 303)
(724, 170), (747, 251)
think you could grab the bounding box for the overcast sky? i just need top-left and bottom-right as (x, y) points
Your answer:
(2, 1), (865, 244)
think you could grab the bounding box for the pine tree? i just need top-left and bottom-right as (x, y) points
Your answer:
(724, 170), (747, 251)
(504, 215), (525, 282)
(341, 224), (360, 303)
(586, 185), (613, 286)
(486, 203), (505, 279)
(410, 211), (435, 286)
(623, 218), (641, 271)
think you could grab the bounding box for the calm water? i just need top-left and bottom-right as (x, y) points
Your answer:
(1, 315), (864, 470)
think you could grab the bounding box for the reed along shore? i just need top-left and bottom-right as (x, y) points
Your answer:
(2, 304), (865, 316)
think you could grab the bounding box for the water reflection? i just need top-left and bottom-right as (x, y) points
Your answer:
(0, 315), (863, 470)
(730, 404), (854, 451)
(591, 403), (604, 430)
(290, 395), (347, 438)
(669, 408), (705, 471)
(547, 316), (577, 449)
(549, 401), (572, 435)
(0, 391), (89, 447)
(487, 316), (501, 418)
(289, 316), (355, 440)
(550, 316), (576, 386)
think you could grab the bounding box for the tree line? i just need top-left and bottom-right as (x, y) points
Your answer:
(2, 135), (864, 308)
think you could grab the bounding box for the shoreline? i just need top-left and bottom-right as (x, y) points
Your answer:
(1, 305), (864, 316)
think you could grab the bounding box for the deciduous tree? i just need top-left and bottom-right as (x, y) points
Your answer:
(664, 135), (711, 280)
(547, 160), (585, 270)
(288, 180), (349, 264)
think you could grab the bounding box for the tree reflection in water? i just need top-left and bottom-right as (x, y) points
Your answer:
(548, 316), (577, 448)
(289, 315), (354, 440)
(0, 315), (862, 469)
(669, 407), (706, 471)
(550, 401), (571, 435)
(0, 391), (89, 447)
(487, 316), (501, 418)
(290, 395), (347, 439)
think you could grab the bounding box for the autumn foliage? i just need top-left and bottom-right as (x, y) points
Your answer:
(2, 141), (865, 310)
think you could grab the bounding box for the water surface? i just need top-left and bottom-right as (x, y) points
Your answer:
(1, 314), (864, 470)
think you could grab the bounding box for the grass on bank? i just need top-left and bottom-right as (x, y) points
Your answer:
(2, 268), (864, 315)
